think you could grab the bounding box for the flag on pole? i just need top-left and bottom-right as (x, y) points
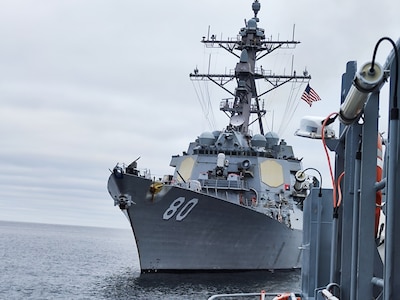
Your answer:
(301, 83), (321, 106)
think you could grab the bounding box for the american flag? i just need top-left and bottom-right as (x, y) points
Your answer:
(301, 83), (321, 106)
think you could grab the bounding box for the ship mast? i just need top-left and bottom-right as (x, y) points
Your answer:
(190, 0), (311, 135)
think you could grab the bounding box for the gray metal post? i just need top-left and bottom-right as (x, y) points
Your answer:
(350, 139), (361, 300)
(301, 188), (333, 299)
(356, 91), (380, 299)
(384, 55), (400, 299)
(329, 216), (339, 284)
(338, 61), (359, 300)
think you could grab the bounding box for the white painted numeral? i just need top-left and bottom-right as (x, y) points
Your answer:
(163, 197), (185, 220)
(163, 197), (198, 221)
(176, 198), (198, 221)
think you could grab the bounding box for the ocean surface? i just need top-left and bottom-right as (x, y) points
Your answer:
(0, 221), (301, 299)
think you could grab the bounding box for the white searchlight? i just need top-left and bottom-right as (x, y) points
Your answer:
(294, 170), (307, 192)
(339, 62), (384, 125)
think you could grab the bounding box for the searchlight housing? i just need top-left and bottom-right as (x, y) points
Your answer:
(339, 62), (385, 125)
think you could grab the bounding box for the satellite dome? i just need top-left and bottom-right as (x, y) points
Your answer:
(212, 130), (221, 139)
(247, 18), (257, 30)
(265, 132), (279, 146)
(295, 116), (336, 139)
(198, 132), (215, 146)
(251, 134), (267, 147)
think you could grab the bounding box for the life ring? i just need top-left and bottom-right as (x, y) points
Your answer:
(272, 293), (291, 300)
(272, 293), (300, 300)
(375, 134), (383, 237)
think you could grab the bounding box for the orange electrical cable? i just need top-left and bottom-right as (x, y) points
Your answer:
(336, 171), (345, 208)
(321, 112), (339, 208)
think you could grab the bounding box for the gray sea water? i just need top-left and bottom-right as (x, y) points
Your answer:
(0, 221), (301, 299)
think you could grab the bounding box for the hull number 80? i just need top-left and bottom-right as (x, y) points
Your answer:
(163, 197), (198, 221)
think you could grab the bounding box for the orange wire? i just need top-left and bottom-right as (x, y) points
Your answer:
(321, 112), (339, 208)
(336, 171), (345, 208)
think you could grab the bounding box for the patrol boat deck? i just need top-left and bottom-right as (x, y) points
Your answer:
(206, 34), (400, 300)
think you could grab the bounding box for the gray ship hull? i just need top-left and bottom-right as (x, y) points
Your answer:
(108, 172), (302, 272)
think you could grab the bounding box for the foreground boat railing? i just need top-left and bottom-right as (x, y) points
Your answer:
(207, 290), (301, 300)
(206, 287), (338, 300)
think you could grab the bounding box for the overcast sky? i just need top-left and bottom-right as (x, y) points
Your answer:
(0, 0), (398, 229)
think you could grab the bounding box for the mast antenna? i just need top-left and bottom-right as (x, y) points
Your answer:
(252, 0), (261, 19)
(292, 24), (296, 41)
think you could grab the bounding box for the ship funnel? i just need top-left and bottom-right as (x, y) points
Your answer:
(339, 62), (384, 125)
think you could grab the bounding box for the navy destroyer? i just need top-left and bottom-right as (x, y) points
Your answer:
(108, 0), (313, 272)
